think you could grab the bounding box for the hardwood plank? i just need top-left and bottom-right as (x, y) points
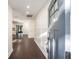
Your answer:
(9, 39), (46, 59)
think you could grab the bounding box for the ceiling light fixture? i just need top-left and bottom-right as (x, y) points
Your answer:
(26, 5), (30, 9)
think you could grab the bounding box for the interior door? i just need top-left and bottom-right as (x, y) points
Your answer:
(48, 0), (65, 59)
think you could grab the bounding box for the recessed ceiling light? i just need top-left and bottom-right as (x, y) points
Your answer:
(26, 5), (30, 9)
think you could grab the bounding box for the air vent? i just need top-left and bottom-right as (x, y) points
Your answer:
(26, 15), (33, 17)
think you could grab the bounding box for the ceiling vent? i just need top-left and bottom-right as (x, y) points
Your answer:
(26, 14), (33, 17)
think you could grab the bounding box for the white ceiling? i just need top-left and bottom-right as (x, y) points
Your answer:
(9, 0), (50, 18)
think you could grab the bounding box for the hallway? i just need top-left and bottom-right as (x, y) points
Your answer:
(8, 0), (71, 59)
(9, 38), (46, 59)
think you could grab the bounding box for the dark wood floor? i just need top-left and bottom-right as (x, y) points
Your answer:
(9, 38), (46, 59)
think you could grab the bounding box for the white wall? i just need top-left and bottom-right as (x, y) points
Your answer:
(23, 19), (35, 38)
(35, 3), (49, 59)
(8, 6), (13, 57)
